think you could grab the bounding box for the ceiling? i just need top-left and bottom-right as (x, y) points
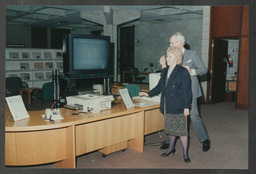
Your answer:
(6, 5), (204, 32)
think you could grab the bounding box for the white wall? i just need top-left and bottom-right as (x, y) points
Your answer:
(201, 6), (211, 101)
(134, 17), (203, 72)
(226, 39), (239, 79)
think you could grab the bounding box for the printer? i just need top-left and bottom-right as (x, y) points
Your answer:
(65, 94), (114, 113)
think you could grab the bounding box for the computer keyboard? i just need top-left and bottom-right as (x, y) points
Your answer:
(132, 96), (160, 103)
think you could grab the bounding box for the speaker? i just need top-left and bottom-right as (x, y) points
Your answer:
(52, 69), (60, 108)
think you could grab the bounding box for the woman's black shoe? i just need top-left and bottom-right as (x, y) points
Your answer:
(161, 149), (176, 157)
(184, 157), (191, 163)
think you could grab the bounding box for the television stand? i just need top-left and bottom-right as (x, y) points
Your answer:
(60, 75), (113, 97)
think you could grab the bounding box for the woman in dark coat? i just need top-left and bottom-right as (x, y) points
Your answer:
(139, 47), (192, 163)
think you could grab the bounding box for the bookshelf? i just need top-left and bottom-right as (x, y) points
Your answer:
(5, 48), (63, 88)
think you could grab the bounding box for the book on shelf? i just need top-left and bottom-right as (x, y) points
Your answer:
(45, 72), (52, 79)
(56, 52), (63, 58)
(45, 62), (54, 69)
(20, 62), (30, 70)
(7, 73), (19, 77)
(44, 52), (52, 59)
(56, 62), (63, 69)
(20, 73), (30, 80)
(32, 52), (42, 59)
(34, 72), (44, 80)
(9, 51), (19, 59)
(33, 62), (44, 69)
(21, 52), (31, 59)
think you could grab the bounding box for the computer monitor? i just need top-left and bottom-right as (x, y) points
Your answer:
(149, 73), (161, 90)
(148, 73), (161, 103)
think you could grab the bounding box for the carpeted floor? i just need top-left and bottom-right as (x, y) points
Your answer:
(6, 100), (248, 169)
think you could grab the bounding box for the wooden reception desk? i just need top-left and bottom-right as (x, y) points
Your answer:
(5, 100), (163, 168)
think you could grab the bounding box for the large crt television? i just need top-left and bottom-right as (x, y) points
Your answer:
(63, 34), (111, 77)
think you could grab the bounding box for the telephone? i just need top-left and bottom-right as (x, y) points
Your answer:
(43, 108), (63, 121)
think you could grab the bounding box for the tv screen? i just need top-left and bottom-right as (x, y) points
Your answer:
(63, 34), (111, 77)
(73, 38), (109, 70)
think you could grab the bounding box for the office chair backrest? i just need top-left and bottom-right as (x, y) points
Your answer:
(5, 77), (23, 97)
(124, 84), (141, 98)
(42, 82), (54, 101)
(133, 68), (140, 77)
(133, 67), (146, 83)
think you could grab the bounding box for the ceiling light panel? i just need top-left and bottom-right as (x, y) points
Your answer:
(11, 18), (41, 23)
(144, 7), (181, 16)
(6, 9), (25, 17)
(6, 21), (30, 25)
(37, 8), (77, 16)
(6, 5), (43, 12)
(24, 13), (58, 20)
(169, 11), (203, 20)
(173, 6), (203, 11)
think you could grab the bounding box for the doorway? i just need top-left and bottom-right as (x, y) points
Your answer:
(208, 38), (239, 104)
(119, 26), (135, 82)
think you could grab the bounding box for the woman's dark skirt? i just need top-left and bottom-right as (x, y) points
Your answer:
(164, 113), (188, 136)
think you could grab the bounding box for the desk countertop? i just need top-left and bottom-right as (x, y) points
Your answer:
(5, 101), (159, 132)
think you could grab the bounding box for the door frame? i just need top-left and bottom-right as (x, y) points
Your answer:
(206, 36), (240, 104)
(119, 26), (135, 82)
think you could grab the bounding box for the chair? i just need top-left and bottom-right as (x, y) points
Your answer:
(124, 84), (141, 98)
(5, 77), (28, 97)
(42, 82), (54, 102)
(31, 82), (54, 107)
(133, 68), (146, 83)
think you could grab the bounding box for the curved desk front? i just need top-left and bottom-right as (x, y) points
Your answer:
(5, 101), (163, 168)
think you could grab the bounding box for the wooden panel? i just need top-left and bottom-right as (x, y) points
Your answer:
(5, 128), (67, 166)
(210, 6), (242, 37)
(128, 111), (144, 153)
(54, 126), (76, 168)
(241, 6), (249, 36)
(75, 114), (136, 156)
(236, 37), (249, 110)
(144, 109), (164, 135)
(5, 133), (17, 165)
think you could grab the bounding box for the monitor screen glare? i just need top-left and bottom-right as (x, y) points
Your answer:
(73, 38), (109, 70)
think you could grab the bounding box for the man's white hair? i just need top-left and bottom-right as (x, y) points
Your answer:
(174, 32), (185, 45)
